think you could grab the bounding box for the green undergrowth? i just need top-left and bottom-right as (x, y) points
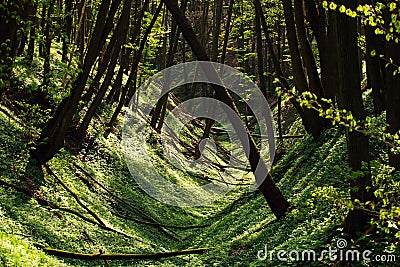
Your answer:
(0, 99), (397, 266)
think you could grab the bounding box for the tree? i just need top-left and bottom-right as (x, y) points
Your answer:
(335, 0), (374, 236)
(281, 0), (324, 138)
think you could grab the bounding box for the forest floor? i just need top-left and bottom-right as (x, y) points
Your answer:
(0, 94), (396, 267)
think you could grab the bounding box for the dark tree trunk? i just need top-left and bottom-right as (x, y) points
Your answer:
(365, 24), (385, 114)
(293, 0), (323, 98)
(150, 0), (188, 130)
(220, 0), (234, 64)
(253, 0), (307, 130)
(336, 0), (374, 237)
(106, 0), (150, 105)
(384, 22), (400, 169)
(39, 4), (47, 57)
(0, 1), (34, 89)
(201, 0), (223, 139)
(62, 0), (73, 61)
(255, 4), (267, 98)
(42, 0), (55, 89)
(80, 0), (124, 105)
(281, 0), (323, 138)
(27, 16), (37, 62)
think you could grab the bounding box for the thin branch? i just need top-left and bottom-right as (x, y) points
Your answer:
(44, 164), (106, 226)
(111, 211), (210, 230)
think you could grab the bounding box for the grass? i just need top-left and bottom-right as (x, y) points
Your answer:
(0, 91), (397, 266)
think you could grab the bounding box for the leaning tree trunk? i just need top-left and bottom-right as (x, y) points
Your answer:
(163, 0), (289, 219)
(106, 0), (150, 105)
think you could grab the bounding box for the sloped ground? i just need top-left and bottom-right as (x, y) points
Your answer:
(0, 101), (396, 267)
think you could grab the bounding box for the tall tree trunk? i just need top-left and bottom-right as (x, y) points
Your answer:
(384, 10), (400, 170)
(80, 0), (124, 105)
(220, 0), (234, 64)
(27, 10), (37, 63)
(254, 3), (267, 98)
(293, 0), (323, 98)
(281, 0), (322, 138)
(150, 0), (188, 131)
(365, 24), (385, 114)
(201, 0), (223, 140)
(163, 0), (290, 219)
(106, 0), (149, 105)
(62, 0), (73, 61)
(336, 0), (374, 236)
(42, 0), (55, 89)
(253, 0), (307, 130)
(0, 1), (34, 89)
(39, 4), (47, 57)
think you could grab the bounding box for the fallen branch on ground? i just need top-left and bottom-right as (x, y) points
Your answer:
(0, 177), (144, 242)
(111, 211), (210, 229)
(70, 161), (181, 240)
(44, 164), (106, 226)
(38, 246), (212, 260)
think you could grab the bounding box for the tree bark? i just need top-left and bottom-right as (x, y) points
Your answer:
(42, 0), (55, 89)
(365, 24), (385, 114)
(109, 1), (163, 128)
(281, 0), (323, 138)
(383, 8), (400, 169)
(220, 0), (234, 65)
(0, 1), (34, 89)
(62, 0), (73, 61)
(336, 0), (374, 236)
(255, 4), (267, 98)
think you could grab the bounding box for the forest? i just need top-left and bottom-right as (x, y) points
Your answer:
(0, 0), (399, 266)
